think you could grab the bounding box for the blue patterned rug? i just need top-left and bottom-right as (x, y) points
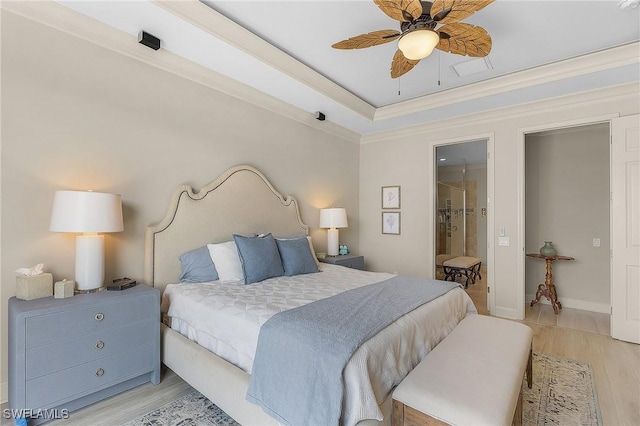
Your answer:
(124, 352), (600, 426)
(122, 392), (239, 426)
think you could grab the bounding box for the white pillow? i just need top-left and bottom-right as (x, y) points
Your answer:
(207, 241), (244, 282)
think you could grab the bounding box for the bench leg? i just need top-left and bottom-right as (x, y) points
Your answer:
(512, 389), (523, 426)
(526, 346), (533, 389)
(392, 399), (403, 426)
(443, 266), (458, 282)
(471, 262), (482, 284)
(393, 400), (449, 426)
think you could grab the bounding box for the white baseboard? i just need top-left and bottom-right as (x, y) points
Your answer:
(491, 306), (523, 321)
(1, 380), (7, 404)
(526, 294), (610, 314)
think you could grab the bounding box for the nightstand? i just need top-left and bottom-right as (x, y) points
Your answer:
(8, 284), (160, 425)
(319, 254), (365, 270)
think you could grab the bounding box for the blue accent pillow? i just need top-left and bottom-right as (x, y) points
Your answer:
(233, 233), (284, 284)
(178, 246), (219, 283)
(276, 237), (320, 276)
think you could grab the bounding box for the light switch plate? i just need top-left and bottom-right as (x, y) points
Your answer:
(498, 236), (510, 246)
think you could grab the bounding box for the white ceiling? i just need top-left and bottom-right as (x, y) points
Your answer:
(55, 0), (640, 137)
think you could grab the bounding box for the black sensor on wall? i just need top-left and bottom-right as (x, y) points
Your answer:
(138, 31), (161, 50)
(315, 111), (326, 121)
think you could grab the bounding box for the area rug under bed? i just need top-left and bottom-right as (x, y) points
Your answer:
(123, 352), (601, 426)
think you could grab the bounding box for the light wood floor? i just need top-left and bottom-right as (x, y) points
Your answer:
(3, 274), (638, 426)
(465, 267), (611, 336)
(463, 269), (640, 426)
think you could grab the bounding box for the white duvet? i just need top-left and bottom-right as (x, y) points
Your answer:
(164, 263), (476, 426)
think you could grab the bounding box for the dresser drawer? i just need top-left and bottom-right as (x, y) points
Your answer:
(26, 342), (156, 408)
(340, 257), (364, 270)
(319, 255), (365, 270)
(25, 294), (156, 348)
(26, 319), (156, 379)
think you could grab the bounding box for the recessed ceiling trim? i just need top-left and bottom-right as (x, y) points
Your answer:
(363, 82), (637, 144)
(152, 0), (376, 121)
(374, 42), (640, 122)
(1, 0), (361, 144)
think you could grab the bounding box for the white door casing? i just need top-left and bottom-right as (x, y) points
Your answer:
(611, 114), (640, 344)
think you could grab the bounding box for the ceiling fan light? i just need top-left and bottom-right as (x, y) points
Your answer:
(398, 29), (439, 61)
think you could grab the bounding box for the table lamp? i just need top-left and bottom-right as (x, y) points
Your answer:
(319, 208), (348, 256)
(50, 190), (123, 292)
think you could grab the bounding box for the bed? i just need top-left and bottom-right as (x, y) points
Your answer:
(144, 165), (476, 426)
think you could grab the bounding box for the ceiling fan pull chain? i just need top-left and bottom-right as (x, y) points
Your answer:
(398, 78), (401, 96)
(438, 51), (441, 86)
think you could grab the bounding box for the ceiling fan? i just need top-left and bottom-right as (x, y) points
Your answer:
(332, 0), (494, 78)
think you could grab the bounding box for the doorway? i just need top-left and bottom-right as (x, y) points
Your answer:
(523, 123), (611, 335)
(435, 140), (488, 313)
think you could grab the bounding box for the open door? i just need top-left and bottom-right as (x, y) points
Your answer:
(611, 114), (640, 343)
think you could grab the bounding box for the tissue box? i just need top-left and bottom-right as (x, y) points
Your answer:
(55, 280), (75, 299)
(16, 273), (53, 300)
(53, 280), (76, 299)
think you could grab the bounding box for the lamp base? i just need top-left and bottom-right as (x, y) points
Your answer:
(75, 234), (106, 292)
(327, 228), (340, 257)
(74, 286), (106, 294)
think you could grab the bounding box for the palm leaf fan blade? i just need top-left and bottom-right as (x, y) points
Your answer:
(332, 30), (401, 49)
(391, 49), (420, 78)
(431, 0), (494, 25)
(374, 0), (423, 22)
(437, 23), (492, 57)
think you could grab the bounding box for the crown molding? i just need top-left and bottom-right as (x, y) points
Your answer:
(4, 0), (638, 146)
(374, 42), (640, 121)
(153, 0), (376, 121)
(361, 82), (640, 144)
(1, 0), (361, 144)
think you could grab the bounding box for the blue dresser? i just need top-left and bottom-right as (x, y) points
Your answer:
(8, 284), (161, 425)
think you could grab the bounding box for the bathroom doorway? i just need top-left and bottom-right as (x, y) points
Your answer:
(435, 139), (488, 313)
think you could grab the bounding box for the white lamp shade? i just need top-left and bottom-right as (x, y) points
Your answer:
(50, 191), (123, 233)
(319, 208), (348, 229)
(398, 29), (440, 60)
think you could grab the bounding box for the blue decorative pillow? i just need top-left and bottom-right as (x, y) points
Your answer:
(233, 233), (284, 284)
(178, 246), (219, 283)
(276, 237), (320, 276)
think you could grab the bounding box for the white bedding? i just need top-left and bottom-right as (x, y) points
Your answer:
(164, 263), (476, 425)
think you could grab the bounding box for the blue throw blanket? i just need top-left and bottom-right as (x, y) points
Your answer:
(246, 276), (460, 425)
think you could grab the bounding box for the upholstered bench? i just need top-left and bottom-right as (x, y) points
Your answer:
(392, 314), (533, 426)
(443, 256), (482, 288)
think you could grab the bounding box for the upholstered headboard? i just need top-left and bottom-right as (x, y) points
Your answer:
(144, 165), (308, 292)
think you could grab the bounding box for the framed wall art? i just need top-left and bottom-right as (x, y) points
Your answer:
(381, 186), (401, 209)
(382, 212), (401, 235)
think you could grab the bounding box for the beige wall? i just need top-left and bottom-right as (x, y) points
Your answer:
(359, 86), (639, 319)
(0, 12), (360, 401)
(525, 124), (610, 312)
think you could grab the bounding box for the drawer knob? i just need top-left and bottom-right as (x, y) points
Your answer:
(95, 368), (105, 377)
(94, 313), (104, 321)
(95, 341), (105, 350)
